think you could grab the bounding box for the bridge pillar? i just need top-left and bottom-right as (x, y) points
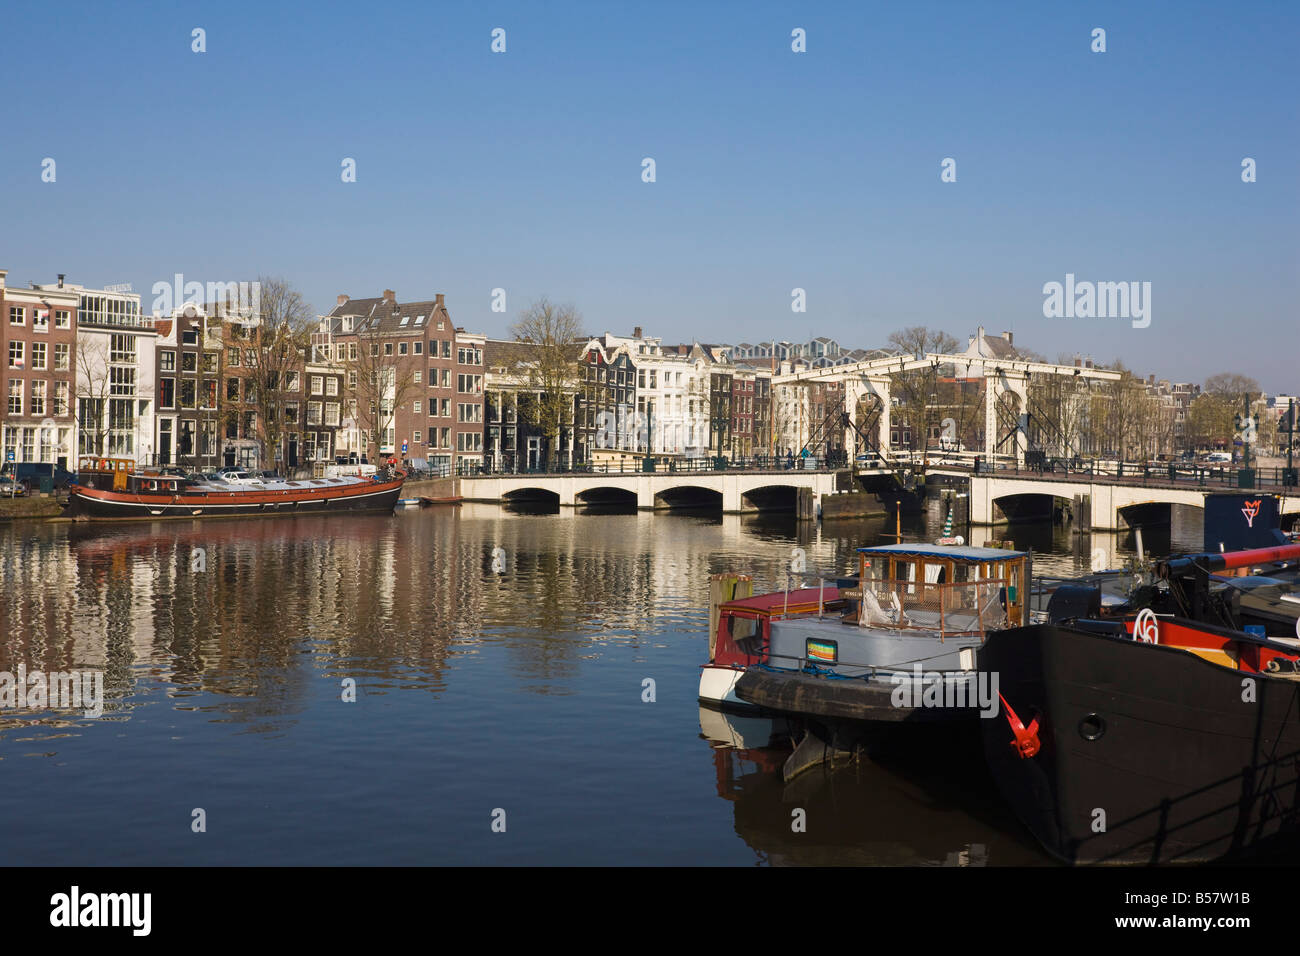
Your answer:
(984, 369), (1028, 465)
(1088, 483), (1124, 532)
(557, 478), (576, 508)
(722, 477), (742, 514)
(868, 376), (891, 459)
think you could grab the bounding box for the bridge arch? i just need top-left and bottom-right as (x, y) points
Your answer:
(740, 484), (799, 514)
(575, 486), (639, 511)
(990, 491), (1069, 524)
(502, 487), (561, 512)
(653, 484), (723, 512)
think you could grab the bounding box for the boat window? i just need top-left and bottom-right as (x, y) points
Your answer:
(923, 562), (943, 584)
(728, 615), (759, 641)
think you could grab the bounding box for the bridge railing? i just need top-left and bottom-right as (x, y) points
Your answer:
(975, 457), (1298, 490)
(459, 454), (837, 477)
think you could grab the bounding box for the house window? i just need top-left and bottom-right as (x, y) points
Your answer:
(227, 347), (240, 367)
(414, 371), (422, 384)
(202, 352), (218, 374)
(414, 342), (422, 355)
(325, 378), (338, 397)
(30, 380), (46, 416)
(226, 377), (239, 401)
(182, 352), (197, 373)
(285, 403), (299, 424)
(384, 343), (394, 357)
(31, 343), (46, 370)
(33, 309), (48, 332)
(54, 345), (69, 371)
(399, 342), (408, 355)
(55, 310), (70, 329)
(54, 382), (69, 417)
(110, 335), (135, 363)
(161, 350), (176, 371)
(160, 379), (176, 408)
(442, 369), (451, 388)
(8, 380), (22, 415)
(325, 403), (340, 426)
(9, 307), (24, 326)
(9, 342), (24, 368)
(311, 375), (323, 395)
(414, 430), (422, 444)
(307, 402), (322, 425)
(179, 380), (196, 408)
(441, 399), (450, 417)
(287, 372), (300, 391)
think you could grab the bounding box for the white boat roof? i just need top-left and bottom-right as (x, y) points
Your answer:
(857, 543), (1027, 561)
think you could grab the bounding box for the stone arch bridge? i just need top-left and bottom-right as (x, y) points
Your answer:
(459, 470), (840, 515)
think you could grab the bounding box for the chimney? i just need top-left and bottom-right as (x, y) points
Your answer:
(1148, 373), (1155, 385)
(1002, 330), (1012, 345)
(336, 294), (349, 306)
(0, 269), (6, 290)
(435, 293), (445, 308)
(57, 273), (65, 289)
(382, 289), (396, 304)
(1074, 357), (1081, 367)
(1085, 359), (1093, 369)
(633, 326), (642, 338)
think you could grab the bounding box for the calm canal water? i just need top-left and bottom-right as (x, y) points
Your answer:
(0, 498), (1204, 865)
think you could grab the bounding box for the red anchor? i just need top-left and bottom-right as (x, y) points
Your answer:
(999, 693), (1040, 759)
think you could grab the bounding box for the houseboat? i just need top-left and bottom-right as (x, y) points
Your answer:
(699, 543), (1029, 779)
(984, 612), (1300, 864)
(65, 457), (406, 520)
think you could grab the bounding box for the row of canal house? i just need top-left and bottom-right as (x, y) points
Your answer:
(0, 273), (491, 476)
(480, 327), (842, 472)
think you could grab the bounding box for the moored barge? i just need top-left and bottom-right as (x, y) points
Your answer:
(65, 457), (406, 520)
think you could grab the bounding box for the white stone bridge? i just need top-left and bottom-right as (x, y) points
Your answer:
(946, 469), (1300, 531)
(459, 469), (840, 515)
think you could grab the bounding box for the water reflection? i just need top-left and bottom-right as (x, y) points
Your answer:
(0, 499), (1204, 864)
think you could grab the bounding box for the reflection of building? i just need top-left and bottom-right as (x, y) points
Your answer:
(1, 272), (79, 468)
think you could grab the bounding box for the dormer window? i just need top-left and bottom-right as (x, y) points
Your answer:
(342, 317), (353, 332)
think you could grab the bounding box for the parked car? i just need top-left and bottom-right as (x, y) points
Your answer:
(217, 469), (264, 485)
(0, 476), (26, 497)
(1, 461), (76, 490)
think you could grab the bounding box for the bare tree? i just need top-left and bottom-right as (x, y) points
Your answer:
(507, 299), (585, 469)
(345, 316), (423, 464)
(242, 276), (314, 468)
(885, 326), (961, 459)
(75, 335), (111, 458)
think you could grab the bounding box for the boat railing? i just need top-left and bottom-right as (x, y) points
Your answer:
(855, 578), (1010, 639)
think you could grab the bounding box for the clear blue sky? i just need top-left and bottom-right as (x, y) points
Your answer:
(2, 0), (1296, 390)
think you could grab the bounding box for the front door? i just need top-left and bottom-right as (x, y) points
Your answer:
(527, 437), (541, 471)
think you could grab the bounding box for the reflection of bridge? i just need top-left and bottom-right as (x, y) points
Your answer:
(459, 469), (840, 515)
(946, 467), (1300, 530)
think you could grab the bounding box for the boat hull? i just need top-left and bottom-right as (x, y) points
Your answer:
(64, 476), (405, 520)
(981, 624), (1300, 864)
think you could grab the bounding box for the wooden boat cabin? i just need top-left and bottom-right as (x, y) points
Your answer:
(76, 457), (136, 493)
(709, 543), (1029, 677)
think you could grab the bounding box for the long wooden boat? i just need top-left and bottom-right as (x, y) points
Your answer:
(983, 615), (1300, 864)
(64, 457), (405, 521)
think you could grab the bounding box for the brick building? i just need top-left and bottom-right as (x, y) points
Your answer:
(1, 271), (79, 468)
